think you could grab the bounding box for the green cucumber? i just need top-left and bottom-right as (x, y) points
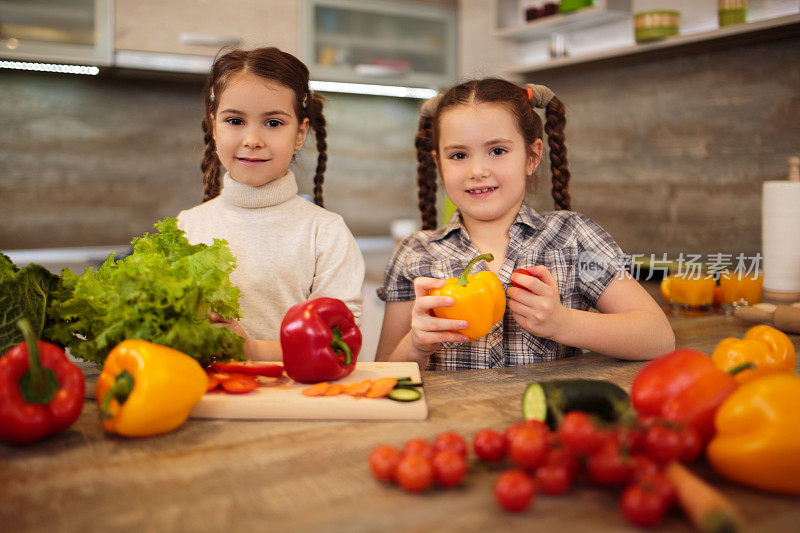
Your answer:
(387, 387), (422, 402)
(394, 382), (423, 388)
(522, 379), (631, 429)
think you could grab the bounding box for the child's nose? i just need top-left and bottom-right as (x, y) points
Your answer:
(242, 129), (264, 149)
(469, 160), (489, 179)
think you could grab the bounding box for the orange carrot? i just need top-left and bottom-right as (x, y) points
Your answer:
(302, 382), (330, 397)
(205, 374), (221, 392)
(663, 461), (742, 533)
(324, 384), (346, 396)
(345, 379), (373, 396)
(365, 377), (398, 398)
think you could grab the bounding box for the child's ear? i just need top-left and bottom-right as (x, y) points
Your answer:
(527, 139), (543, 176)
(295, 118), (310, 150)
(431, 150), (439, 170)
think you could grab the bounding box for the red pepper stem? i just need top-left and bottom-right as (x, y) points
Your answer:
(458, 253), (494, 286)
(330, 327), (352, 366)
(728, 362), (756, 375)
(99, 370), (135, 421)
(16, 319), (59, 405)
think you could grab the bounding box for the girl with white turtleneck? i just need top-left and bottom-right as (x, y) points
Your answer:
(177, 47), (364, 361)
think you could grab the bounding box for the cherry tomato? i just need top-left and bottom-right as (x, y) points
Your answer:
(535, 462), (574, 495)
(614, 424), (645, 454)
(508, 427), (549, 471)
(620, 481), (669, 528)
(511, 268), (533, 290)
(473, 428), (507, 462)
(433, 431), (468, 458)
(402, 438), (435, 461)
(219, 373), (258, 393)
(432, 450), (468, 488)
(640, 472), (677, 509)
(494, 469), (536, 513)
(558, 411), (605, 455)
(586, 442), (633, 486)
(679, 425), (703, 463)
(643, 425), (684, 464)
(368, 445), (402, 483)
(544, 446), (581, 479)
(630, 454), (660, 484)
(395, 454), (433, 493)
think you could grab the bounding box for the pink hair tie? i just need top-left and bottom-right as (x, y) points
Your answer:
(526, 86), (534, 102)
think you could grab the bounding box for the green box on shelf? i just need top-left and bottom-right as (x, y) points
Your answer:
(559, 0), (595, 14)
(719, 8), (747, 26)
(634, 10), (680, 43)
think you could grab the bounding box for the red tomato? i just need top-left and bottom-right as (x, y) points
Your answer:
(368, 445), (402, 483)
(643, 425), (684, 464)
(219, 373), (258, 393)
(630, 454), (660, 484)
(505, 420), (548, 447)
(614, 424), (645, 453)
(508, 427), (549, 471)
(535, 462), (574, 495)
(473, 428), (507, 462)
(432, 450), (468, 488)
(558, 411), (605, 455)
(433, 431), (468, 458)
(679, 425), (703, 463)
(395, 454), (433, 493)
(494, 469), (536, 513)
(402, 438), (435, 461)
(544, 446), (581, 479)
(640, 473), (677, 508)
(620, 481), (669, 528)
(586, 442), (633, 486)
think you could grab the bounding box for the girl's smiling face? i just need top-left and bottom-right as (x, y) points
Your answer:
(437, 102), (542, 228)
(213, 71), (309, 187)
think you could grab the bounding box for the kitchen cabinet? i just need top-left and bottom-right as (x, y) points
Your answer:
(494, 0), (632, 41)
(114, 0), (299, 71)
(302, 0), (456, 88)
(0, 0), (113, 65)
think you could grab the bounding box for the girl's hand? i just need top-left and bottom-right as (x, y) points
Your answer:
(409, 277), (470, 357)
(209, 312), (249, 340)
(507, 265), (570, 340)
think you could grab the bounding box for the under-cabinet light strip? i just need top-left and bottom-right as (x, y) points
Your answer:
(0, 60), (99, 75)
(309, 80), (437, 99)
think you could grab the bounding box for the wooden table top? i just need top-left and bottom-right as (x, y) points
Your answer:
(3, 292), (799, 533)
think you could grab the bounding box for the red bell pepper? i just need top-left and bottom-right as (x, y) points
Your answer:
(280, 297), (362, 383)
(0, 320), (85, 444)
(631, 349), (748, 442)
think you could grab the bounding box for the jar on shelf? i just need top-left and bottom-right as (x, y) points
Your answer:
(719, 0), (747, 27)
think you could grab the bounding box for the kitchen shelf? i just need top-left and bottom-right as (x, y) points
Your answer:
(504, 12), (800, 75)
(495, 0), (632, 41)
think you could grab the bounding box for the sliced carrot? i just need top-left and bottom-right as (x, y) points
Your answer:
(302, 382), (331, 397)
(219, 374), (258, 394)
(324, 384), (346, 396)
(206, 374), (221, 392)
(663, 461), (742, 533)
(345, 379), (373, 396)
(365, 377), (399, 398)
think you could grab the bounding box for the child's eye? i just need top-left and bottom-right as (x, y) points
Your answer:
(225, 118), (244, 126)
(490, 147), (507, 156)
(448, 152), (467, 160)
(266, 119), (283, 128)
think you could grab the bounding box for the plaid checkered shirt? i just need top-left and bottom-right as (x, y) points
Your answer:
(377, 202), (628, 370)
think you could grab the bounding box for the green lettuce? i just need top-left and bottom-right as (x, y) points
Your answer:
(47, 218), (244, 367)
(0, 253), (62, 354)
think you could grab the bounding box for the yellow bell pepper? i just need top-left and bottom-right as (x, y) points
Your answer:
(96, 340), (208, 437)
(707, 374), (800, 495)
(431, 253), (506, 341)
(711, 324), (796, 384)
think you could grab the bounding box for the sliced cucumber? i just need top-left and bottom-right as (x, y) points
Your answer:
(522, 382), (548, 422)
(522, 379), (631, 429)
(387, 387), (422, 402)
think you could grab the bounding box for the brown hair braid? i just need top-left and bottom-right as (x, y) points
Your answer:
(201, 47), (328, 205)
(414, 78), (571, 226)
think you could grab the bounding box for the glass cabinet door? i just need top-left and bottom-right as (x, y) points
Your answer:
(0, 0), (113, 65)
(305, 0), (456, 89)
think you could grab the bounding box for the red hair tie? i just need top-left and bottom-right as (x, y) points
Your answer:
(526, 86), (534, 102)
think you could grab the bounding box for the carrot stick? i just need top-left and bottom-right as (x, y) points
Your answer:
(663, 461), (742, 533)
(365, 377), (398, 398)
(345, 379), (373, 396)
(302, 382), (330, 397)
(323, 384), (346, 396)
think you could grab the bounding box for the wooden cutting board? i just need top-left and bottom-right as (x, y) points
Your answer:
(82, 361), (428, 421)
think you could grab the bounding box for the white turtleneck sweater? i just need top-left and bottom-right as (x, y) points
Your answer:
(177, 171), (365, 341)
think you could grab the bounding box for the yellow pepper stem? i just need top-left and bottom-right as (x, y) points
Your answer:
(728, 362), (755, 375)
(100, 370), (134, 421)
(459, 254), (494, 286)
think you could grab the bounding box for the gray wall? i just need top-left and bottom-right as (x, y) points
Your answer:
(0, 70), (420, 250)
(2, 34), (799, 257)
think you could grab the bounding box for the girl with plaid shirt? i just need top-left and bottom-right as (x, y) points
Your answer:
(376, 78), (674, 370)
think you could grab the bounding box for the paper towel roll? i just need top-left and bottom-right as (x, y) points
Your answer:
(762, 181), (800, 294)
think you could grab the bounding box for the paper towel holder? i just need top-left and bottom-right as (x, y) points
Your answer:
(762, 155), (800, 303)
